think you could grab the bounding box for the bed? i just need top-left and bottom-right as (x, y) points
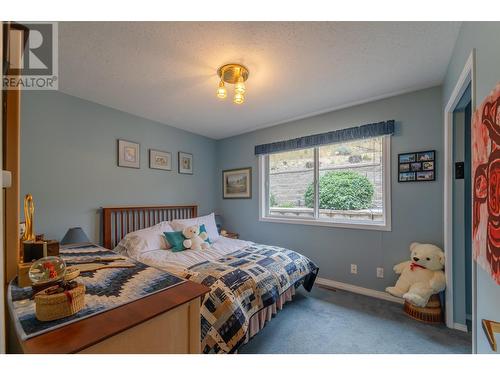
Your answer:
(102, 205), (319, 353)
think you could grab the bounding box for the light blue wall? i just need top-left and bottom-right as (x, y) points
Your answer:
(21, 91), (217, 243)
(216, 86), (444, 292)
(443, 22), (500, 353)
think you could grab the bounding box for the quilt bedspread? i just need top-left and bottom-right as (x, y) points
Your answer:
(179, 243), (318, 353)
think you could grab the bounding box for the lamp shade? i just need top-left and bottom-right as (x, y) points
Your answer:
(61, 227), (90, 245)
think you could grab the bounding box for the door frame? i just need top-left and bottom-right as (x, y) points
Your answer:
(443, 49), (476, 350)
(0, 22), (4, 354)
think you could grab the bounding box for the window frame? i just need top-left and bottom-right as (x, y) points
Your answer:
(258, 135), (392, 231)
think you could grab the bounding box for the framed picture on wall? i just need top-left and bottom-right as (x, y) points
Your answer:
(398, 150), (436, 182)
(223, 167), (252, 199)
(117, 139), (140, 169)
(19, 221), (26, 238)
(149, 149), (172, 171)
(178, 152), (193, 174)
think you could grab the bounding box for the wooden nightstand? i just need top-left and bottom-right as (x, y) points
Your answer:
(221, 231), (239, 239)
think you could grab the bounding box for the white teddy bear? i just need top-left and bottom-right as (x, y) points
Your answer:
(182, 225), (209, 251)
(385, 242), (446, 307)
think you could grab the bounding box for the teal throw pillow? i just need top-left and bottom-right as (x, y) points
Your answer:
(164, 231), (186, 252)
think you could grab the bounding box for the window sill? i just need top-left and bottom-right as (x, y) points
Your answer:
(259, 216), (391, 231)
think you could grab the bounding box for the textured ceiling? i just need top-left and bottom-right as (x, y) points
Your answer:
(58, 22), (461, 139)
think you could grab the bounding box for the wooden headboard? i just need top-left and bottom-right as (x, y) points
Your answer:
(102, 205), (198, 249)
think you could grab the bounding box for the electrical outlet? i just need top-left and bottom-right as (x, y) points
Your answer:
(350, 264), (357, 274)
(376, 267), (384, 278)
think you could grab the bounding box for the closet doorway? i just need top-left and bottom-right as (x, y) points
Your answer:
(452, 84), (472, 333)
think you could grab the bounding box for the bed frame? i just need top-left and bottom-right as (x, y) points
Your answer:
(102, 205), (198, 249)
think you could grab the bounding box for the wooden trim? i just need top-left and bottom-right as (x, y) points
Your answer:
(102, 204), (198, 249)
(3, 23), (26, 283)
(2, 22), (29, 76)
(20, 280), (210, 354)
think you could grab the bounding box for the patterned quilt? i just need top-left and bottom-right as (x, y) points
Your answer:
(177, 243), (318, 353)
(9, 244), (185, 340)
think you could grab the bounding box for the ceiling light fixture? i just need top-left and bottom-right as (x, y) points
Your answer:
(216, 81), (227, 99)
(216, 63), (249, 105)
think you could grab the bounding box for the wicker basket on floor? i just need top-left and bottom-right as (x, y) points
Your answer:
(404, 294), (443, 323)
(35, 283), (85, 321)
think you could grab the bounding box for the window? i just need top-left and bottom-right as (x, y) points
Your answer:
(259, 135), (391, 230)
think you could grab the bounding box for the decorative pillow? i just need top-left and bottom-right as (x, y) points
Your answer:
(113, 221), (174, 258)
(171, 213), (219, 242)
(163, 231), (187, 252)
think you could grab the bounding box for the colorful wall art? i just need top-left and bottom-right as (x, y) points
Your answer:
(472, 82), (500, 285)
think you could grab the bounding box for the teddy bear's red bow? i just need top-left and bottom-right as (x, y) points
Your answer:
(410, 262), (426, 271)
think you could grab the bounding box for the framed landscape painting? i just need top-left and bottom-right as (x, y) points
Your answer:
(149, 149), (172, 170)
(223, 167), (252, 199)
(117, 139), (140, 168)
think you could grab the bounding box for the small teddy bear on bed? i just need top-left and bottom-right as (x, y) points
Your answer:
(385, 242), (446, 307)
(182, 225), (209, 251)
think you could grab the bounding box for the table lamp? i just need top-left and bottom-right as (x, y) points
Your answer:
(61, 227), (90, 245)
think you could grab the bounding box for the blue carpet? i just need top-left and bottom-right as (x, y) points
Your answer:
(238, 286), (471, 354)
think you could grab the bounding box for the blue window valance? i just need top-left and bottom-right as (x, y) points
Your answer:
(254, 120), (395, 155)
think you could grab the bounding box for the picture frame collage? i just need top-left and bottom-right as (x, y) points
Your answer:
(117, 139), (193, 174)
(398, 150), (436, 182)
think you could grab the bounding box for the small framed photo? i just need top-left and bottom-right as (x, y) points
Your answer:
(178, 152), (193, 174)
(399, 172), (416, 182)
(399, 153), (416, 163)
(117, 139), (140, 169)
(223, 167), (252, 199)
(422, 161), (434, 171)
(19, 221), (26, 238)
(417, 150), (435, 162)
(410, 162), (422, 172)
(399, 163), (410, 172)
(149, 149), (172, 171)
(416, 171), (435, 181)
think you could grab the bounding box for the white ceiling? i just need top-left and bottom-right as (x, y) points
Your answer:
(58, 22), (461, 139)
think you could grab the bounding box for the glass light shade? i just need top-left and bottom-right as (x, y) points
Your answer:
(235, 80), (246, 95)
(233, 92), (245, 104)
(216, 81), (227, 99)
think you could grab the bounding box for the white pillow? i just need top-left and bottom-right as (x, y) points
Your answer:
(113, 221), (174, 258)
(171, 213), (219, 242)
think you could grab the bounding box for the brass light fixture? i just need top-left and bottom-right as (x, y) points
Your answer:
(216, 63), (249, 104)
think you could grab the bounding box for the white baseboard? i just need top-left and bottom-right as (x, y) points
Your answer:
(453, 323), (469, 332)
(315, 277), (404, 305)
